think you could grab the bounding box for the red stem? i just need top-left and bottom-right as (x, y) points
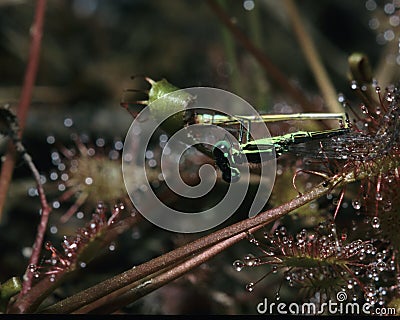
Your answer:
(0, 0), (47, 219)
(41, 174), (345, 314)
(0, 0), (48, 295)
(19, 150), (51, 296)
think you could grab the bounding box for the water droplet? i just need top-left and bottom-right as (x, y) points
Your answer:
(28, 264), (37, 272)
(247, 233), (259, 246)
(352, 199), (361, 210)
(52, 201), (60, 209)
(244, 254), (257, 266)
(22, 247), (32, 258)
(77, 211), (84, 219)
(275, 292), (280, 301)
(145, 150), (154, 159)
(96, 138), (105, 147)
(364, 244), (374, 254)
(243, 0), (255, 11)
(50, 225), (58, 234)
(64, 118), (73, 127)
(359, 252), (366, 261)
(371, 217), (380, 229)
(376, 252), (385, 262)
(347, 280), (354, 289)
(351, 80), (358, 90)
(377, 261), (386, 272)
(375, 193), (383, 201)
(360, 104), (367, 114)
(148, 159), (157, 168)
(233, 260), (245, 272)
(245, 282), (255, 292)
(46, 135), (55, 144)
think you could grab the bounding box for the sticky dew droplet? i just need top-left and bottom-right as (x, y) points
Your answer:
(243, 254), (257, 267)
(245, 282), (255, 292)
(377, 261), (386, 272)
(375, 193), (383, 201)
(352, 199), (361, 210)
(371, 217), (380, 229)
(28, 264), (37, 273)
(233, 260), (245, 272)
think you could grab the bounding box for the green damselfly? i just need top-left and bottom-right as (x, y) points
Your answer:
(213, 127), (350, 183)
(193, 112), (351, 183)
(122, 78), (351, 183)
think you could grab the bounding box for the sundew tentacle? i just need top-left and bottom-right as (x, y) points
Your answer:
(234, 221), (396, 305)
(46, 130), (136, 223)
(27, 203), (131, 283)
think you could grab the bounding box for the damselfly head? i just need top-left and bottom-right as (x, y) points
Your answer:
(213, 141), (240, 183)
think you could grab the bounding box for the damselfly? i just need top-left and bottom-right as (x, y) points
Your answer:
(122, 78), (352, 182)
(213, 127), (351, 183)
(122, 78), (348, 136)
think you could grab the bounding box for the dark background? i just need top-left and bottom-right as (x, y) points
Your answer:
(0, 0), (397, 314)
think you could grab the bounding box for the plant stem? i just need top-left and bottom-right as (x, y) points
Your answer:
(0, 0), (47, 221)
(218, 0), (242, 95)
(17, 143), (51, 296)
(82, 233), (246, 314)
(375, 37), (399, 88)
(206, 0), (317, 113)
(282, 0), (343, 114)
(42, 172), (351, 314)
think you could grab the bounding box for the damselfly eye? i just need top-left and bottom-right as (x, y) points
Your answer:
(229, 167), (241, 183)
(213, 141), (231, 159)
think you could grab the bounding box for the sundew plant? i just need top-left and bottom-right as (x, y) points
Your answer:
(0, 0), (400, 315)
